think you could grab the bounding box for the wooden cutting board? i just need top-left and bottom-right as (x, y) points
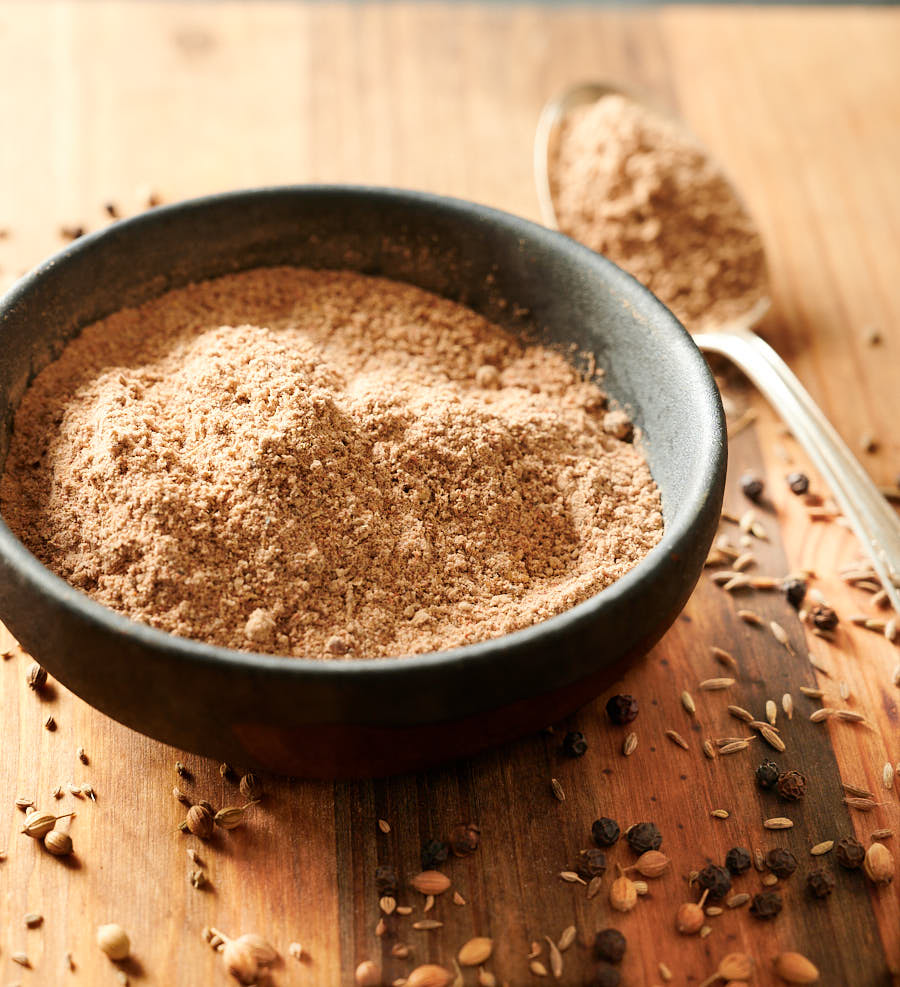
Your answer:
(0, 4), (898, 985)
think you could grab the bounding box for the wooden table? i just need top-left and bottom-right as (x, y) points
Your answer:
(1, 4), (898, 985)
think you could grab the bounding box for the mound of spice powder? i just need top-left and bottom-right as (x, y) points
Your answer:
(551, 94), (767, 329)
(1, 267), (663, 658)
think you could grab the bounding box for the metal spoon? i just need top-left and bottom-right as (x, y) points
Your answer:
(535, 82), (900, 613)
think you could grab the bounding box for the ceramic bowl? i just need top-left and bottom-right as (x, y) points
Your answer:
(0, 187), (725, 776)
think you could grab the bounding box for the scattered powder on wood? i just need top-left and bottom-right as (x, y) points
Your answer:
(1, 267), (663, 658)
(550, 93), (767, 329)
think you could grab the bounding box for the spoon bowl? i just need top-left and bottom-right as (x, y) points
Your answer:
(534, 83), (900, 610)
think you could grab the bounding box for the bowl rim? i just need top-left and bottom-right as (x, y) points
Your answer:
(0, 183), (725, 681)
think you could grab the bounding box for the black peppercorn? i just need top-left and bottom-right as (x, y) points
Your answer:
(740, 472), (765, 501)
(807, 868), (836, 898)
(420, 839), (449, 870)
(592, 928), (626, 964)
(766, 847), (798, 878)
(749, 889), (783, 919)
(575, 848), (607, 879)
(810, 604), (839, 631)
(561, 730), (589, 758)
(836, 836), (866, 870)
(725, 846), (752, 875)
(605, 694), (639, 725)
(449, 823), (481, 858)
(756, 759), (781, 790)
(375, 865), (398, 896)
(626, 822), (661, 854)
(697, 863), (732, 899)
(776, 769), (807, 801)
(584, 962), (621, 987)
(782, 577), (807, 609)
(591, 817), (620, 847)
(787, 471), (809, 495)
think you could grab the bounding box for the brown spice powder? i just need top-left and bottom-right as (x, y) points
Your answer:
(551, 94), (767, 329)
(1, 267), (662, 658)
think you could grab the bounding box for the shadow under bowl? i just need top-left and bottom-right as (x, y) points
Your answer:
(0, 186), (725, 777)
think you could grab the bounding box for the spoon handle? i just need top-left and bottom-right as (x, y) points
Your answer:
(695, 325), (900, 614)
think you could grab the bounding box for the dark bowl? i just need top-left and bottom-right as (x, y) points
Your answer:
(0, 186), (725, 777)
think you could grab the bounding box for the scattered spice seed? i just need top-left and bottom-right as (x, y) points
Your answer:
(842, 782), (875, 800)
(633, 879), (649, 895)
(626, 822), (662, 853)
(458, 937), (493, 967)
(190, 868), (208, 889)
(766, 699), (777, 725)
(871, 829), (894, 841)
(766, 848), (798, 878)
(449, 822), (480, 858)
(725, 847), (752, 875)
(378, 819), (391, 834)
(702, 739), (716, 759)
(783, 577), (807, 609)
(11, 952), (30, 967)
(809, 707), (834, 723)
(698, 865), (731, 899)
(80, 782), (96, 801)
(711, 809), (729, 819)
(24, 912), (43, 927)
(738, 609), (763, 625)
(777, 769), (807, 801)
(529, 960), (549, 978)
(883, 763), (895, 790)
(810, 841), (834, 856)
(575, 848), (607, 879)
(22, 810), (75, 838)
(782, 693), (794, 719)
(863, 842), (894, 885)
(558, 926), (576, 952)
(60, 224), (85, 240)
(605, 694), (639, 725)
(699, 924), (712, 939)
(289, 942), (305, 961)
(609, 876), (637, 911)
(676, 900), (706, 935)
(844, 797), (880, 812)
(733, 551), (755, 571)
(719, 740), (751, 755)
(560, 729), (588, 758)
(174, 787), (191, 806)
(395, 907), (413, 916)
(622, 732), (638, 757)
(799, 686), (824, 698)
(699, 677), (734, 691)
(665, 729), (689, 750)
(711, 646), (738, 671)
(810, 604), (838, 631)
(728, 704), (753, 723)
(727, 892), (750, 908)
(705, 906), (723, 916)
(559, 870), (586, 885)
(412, 920), (444, 931)
(834, 709), (867, 723)
(592, 928), (626, 963)
(186, 804), (214, 839)
(175, 761), (191, 780)
(356, 960), (382, 987)
(761, 872), (779, 886)
(836, 836), (866, 869)
(423, 894), (435, 913)
(764, 817), (794, 830)
(774, 952), (820, 984)
(806, 869), (835, 899)
(586, 876), (603, 899)
(379, 896), (397, 914)
(740, 473), (764, 501)
(97, 924), (131, 961)
(544, 936), (563, 979)
(658, 961), (673, 982)
(238, 773), (261, 800)
(44, 715), (57, 731)
(550, 777), (566, 802)
(759, 725), (786, 752)
(411, 870), (451, 895)
(77, 746), (88, 765)
(749, 890), (783, 919)
(680, 691), (696, 715)
(27, 662), (48, 690)
(787, 472), (809, 494)
(452, 890), (466, 906)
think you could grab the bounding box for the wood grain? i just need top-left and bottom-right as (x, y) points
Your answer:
(0, 4), (898, 985)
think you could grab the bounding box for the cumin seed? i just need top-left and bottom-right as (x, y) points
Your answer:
(550, 778), (566, 802)
(681, 691), (696, 715)
(711, 646), (739, 671)
(799, 686), (824, 698)
(810, 841), (834, 855)
(665, 729), (689, 750)
(699, 677), (735, 691)
(623, 733), (638, 757)
(843, 797), (879, 812)
(737, 609), (763, 626)
(728, 705), (753, 723)
(727, 893), (750, 908)
(842, 782), (875, 799)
